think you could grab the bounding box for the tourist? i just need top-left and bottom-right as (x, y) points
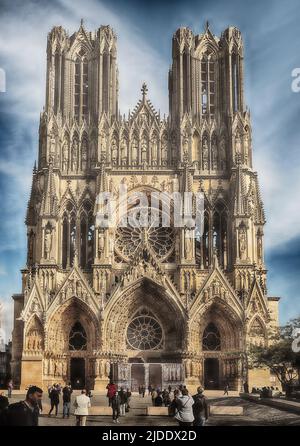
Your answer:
(151, 388), (158, 406)
(141, 385), (146, 398)
(125, 388), (132, 411)
(154, 391), (164, 407)
(223, 382), (229, 395)
(192, 387), (208, 426)
(62, 383), (73, 418)
(0, 391), (9, 425)
(243, 382), (249, 393)
(106, 381), (117, 407)
(174, 388), (194, 426)
(168, 385), (172, 394)
(111, 391), (121, 423)
(148, 384), (152, 396)
(163, 390), (171, 407)
(74, 389), (91, 426)
(7, 379), (13, 398)
(48, 384), (60, 417)
(3, 386), (42, 426)
(118, 387), (127, 416)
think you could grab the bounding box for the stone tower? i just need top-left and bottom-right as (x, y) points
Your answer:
(11, 22), (279, 391)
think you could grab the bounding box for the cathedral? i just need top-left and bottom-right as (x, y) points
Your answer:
(11, 22), (280, 392)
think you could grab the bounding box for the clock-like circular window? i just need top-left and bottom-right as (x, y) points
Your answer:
(126, 315), (163, 350)
(115, 206), (175, 262)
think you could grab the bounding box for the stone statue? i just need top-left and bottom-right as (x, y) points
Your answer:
(150, 137), (157, 161)
(141, 137), (147, 163)
(62, 142), (68, 171)
(111, 138), (118, 162)
(211, 137), (218, 170)
(219, 137), (226, 170)
(131, 138), (138, 164)
(71, 139), (78, 171)
(238, 227), (247, 260)
(44, 227), (52, 259)
(121, 138), (127, 161)
(202, 138), (209, 170)
(81, 139), (88, 171)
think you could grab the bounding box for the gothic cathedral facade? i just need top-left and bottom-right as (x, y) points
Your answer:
(11, 23), (279, 391)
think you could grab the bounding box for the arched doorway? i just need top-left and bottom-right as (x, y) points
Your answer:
(69, 322), (87, 389)
(204, 358), (220, 389)
(202, 323), (221, 389)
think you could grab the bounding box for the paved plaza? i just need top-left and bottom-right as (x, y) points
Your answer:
(4, 391), (300, 426)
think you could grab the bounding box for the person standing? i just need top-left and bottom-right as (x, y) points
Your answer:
(74, 389), (91, 426)
(174, 388), (194, 426)
(3, 386), (43, 426)
(62, 384), (73, 418)
(111, 391), (121, 423)
(192, 387), (208, 426)
(154, 391), (163, 407)
(148, 384), (152, 396)
(48, 384), (60, 417)
(0, 391), (9, 425)
(118, 387), (127, 416)
(7, 379), (13, 398)
(106, 381), (117, 407)
(151, 388), (158, 406)
(141, 385), (146, 398)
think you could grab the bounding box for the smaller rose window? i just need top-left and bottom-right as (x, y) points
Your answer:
(126, 314), (163, 350)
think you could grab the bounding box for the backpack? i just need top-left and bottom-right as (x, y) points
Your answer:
(193, 394), (204, 412)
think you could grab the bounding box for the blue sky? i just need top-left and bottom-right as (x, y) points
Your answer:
(0, 0), (300, 336)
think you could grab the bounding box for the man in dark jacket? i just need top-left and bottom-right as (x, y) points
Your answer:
(192, 387), (208, 426)
(48, 385), (60, 416)
(62, 384), (73, 418)
(2, 386), (43, 426)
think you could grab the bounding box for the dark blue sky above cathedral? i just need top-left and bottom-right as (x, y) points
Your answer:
(0, 0), (300, 334)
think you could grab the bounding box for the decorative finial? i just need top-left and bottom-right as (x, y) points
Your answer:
(80, 18), (84, 27)
(205, 20), (210, 31)
(141, 82), (148, 101)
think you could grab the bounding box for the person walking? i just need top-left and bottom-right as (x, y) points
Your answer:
(111, 391), (121, 423)
(48, 384), (60, 417)
(74, 389), (91, 426)
(118, 387), (127, 416)
(106, 381), (117, 407)
(3, 386), (43, 426)
(7, 379), (13, 398)
(223, 382), (229, 396)
(62, 383), (73, 418)
(125, 388), (131, 411)
(174, 388), (194, 426)
(192, 387), (208, 426)
(141, 385), (146, 398)
(148, 384), (152, 396)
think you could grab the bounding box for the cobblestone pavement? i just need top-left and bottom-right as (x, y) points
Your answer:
(6, 392), (300, 426)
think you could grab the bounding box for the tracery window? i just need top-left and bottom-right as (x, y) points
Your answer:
(200, 52), (216, 118)
(74, 50), (89, 121)
(126, 310), (163, 350)
(115, 203), (174, 262)
(202, 322), (221, 351)
(69, 322), (87, 350)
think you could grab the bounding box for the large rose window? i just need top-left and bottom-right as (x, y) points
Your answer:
(115, 206), (174, 262)
(126, 313), (163, 350)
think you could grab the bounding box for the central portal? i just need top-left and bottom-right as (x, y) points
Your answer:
(204, 358), (220, 389)
(70, 358), (85, 389)
(131, 364), (145, 391)
(149, 364), (162, 390)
